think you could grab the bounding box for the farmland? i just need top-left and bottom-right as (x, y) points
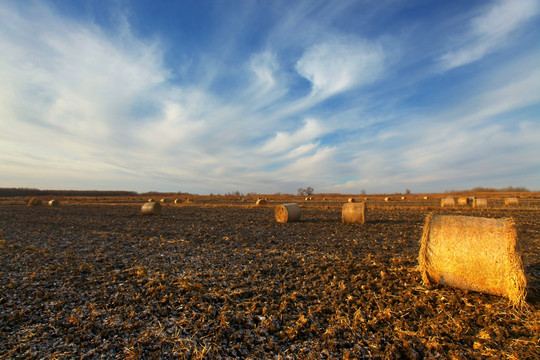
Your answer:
(0, 194), (539, 359)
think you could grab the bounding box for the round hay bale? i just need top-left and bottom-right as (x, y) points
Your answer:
(441, 198), (455, 207)
(275, 203), (301, 223)
(505, 197), (519, 206)
(27, 198), (42, 206)
(174, 199), (182, 204)
(348, 198), (356, 203)
(418, 214), (526, 307)
(384, 197), (391, 202)
(255, 199), (267, 206)
(424, 196), (428, 200)
(457, 197), (469, 206)
(473, 198), (488, 208)
(160, 198), (167, 203)
(141, 202), (161, 215)
(401, 196), (406, 200)
(342, 202), (366, 224)
(48, 199), (59, 207)
(148, 199), (154, 202)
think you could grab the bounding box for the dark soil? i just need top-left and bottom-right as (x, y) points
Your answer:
(0, 203), (538, 359)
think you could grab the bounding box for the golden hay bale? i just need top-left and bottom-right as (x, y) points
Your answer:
(505, 197), (519, 206)
(401, 196), (406, 200)
(275, 203), (301, 223)
(441, 198), (455, 207)
(457, 197), (468, 205)
(160, 198), (167, 203)
(255, 199), (267, 206)
(342, 202), (366, 224)
(348, 198), (356, 203)
(27, 198), (42, 206)
(141, 202), (161, 215)
(48, 199), (59, 207)
(384, 197), (391, 202)
(424, 196), (428, 200)
(148, 199), (154, 202)
(174, 199), (182, 204)
(473, 198), (488, 208)
(418, 214), (526, 307)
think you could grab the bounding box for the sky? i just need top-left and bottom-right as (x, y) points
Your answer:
(1, 0), (539, 194)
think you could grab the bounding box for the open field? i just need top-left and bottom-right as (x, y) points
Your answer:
(0, 195), (539, 359)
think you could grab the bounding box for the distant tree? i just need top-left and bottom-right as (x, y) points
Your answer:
(297, 188), (306, 196)
(405, 189), (411, 195)
(361, 189), (366, 195)
(305, 187), (314, 195)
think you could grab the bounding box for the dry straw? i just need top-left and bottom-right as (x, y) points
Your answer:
(141, 202), (161, 215)
(48, 199), (59, 207)
(27, 198), (42, 206)
(473, 198), (488, 208)
(342, 202), (366, 224)
(255, 199), (267, 206)
(384, 197), (391, 202)
(441, 198), (455, 207)
(174, 199), (182, 204)
(457, 197), (469, 206)
(348, 198), (356, 203)
(418, 214), (527, 307)
(275, 203), (301, 223)
(505, 197), (519, 206)
(160, 198), (167, 203)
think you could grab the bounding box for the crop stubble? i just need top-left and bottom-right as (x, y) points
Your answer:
(0, 203), (538, 359)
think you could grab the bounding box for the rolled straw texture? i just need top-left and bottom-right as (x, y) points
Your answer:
(141, 202), (161, 215)
(256, 199), (267, 206)
(174, 199), (182, 204)
(27, 198), (42, 206)
(505, 198), (519, 206)
(474, 198), (488, 208)
(275, 203), (301, 223)
(48, 199), (59, 206)
(441, 198), (455, 207)
(457, 197), (469, 206)
(348, 198), (356, 203)
(418, 214), (526, 307)
(342, 202), (366, 224)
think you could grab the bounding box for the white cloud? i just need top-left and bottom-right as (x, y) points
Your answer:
(296, 35), (385, 98)
(260, 118), (327, 155)
(440, 0), (540, 70)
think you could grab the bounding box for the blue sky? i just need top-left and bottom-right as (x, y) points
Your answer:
(1, 0), (539, 194)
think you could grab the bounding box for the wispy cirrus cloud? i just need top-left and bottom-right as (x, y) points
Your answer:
(439, 0), (540, 70)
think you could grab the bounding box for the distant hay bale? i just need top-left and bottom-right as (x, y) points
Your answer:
(255, 199), (267, 206)
(148, 199), (154, 202)
(185, 198), (191, 204)
(27, 198), (42, 206)
(418, 214), (526, 307)
(424, 196), (429, 200)
(401, 196), (406, 200)
(48, 199), (59, 207)
(275, 203), (301, 223)
(505, 198), (519, 206)
(342, 202), (366, 224)
(473, 198), (488, 208)
(323, 197), (327, 201)
(141, 202), (161, 215)
(174, 199), (182, 204)
(384, 197), (391, 202)
(348, 198), (356, 203)
(160, 198), (167, 203)
(457, 197), (469, 206)
(441, 198), (455, 207)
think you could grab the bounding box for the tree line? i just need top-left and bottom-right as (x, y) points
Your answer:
(0, 188), (138, 197)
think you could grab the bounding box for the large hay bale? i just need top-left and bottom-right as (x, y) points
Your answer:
(473, 198), (488, 208)
(275, 203), (301, 223)
(27, 198), (42, 206)
(141, 202), (161, 215)
(342, 202), (366, 224)
(48, 199), (59, 207)
(418, 214), (526, 307)
(441, 198), (455, 207)
(255, 199), (267, 206)
(505, 197), (519, 206)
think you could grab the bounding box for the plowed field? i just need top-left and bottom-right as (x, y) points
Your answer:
(0, 202), (538, 359)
